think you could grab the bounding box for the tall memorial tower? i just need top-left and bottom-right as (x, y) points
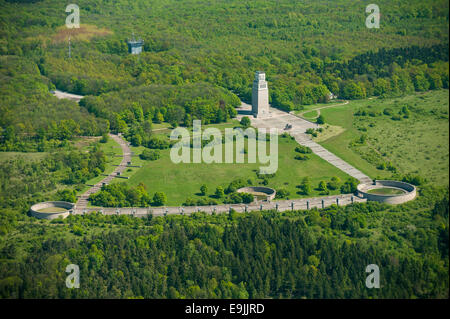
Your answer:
(252, 71), (270, 118)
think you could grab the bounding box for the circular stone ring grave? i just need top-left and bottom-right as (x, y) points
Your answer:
(357, 180), (416, 204)
(30, 201), (75, 220)
(237, 186), (276, 202)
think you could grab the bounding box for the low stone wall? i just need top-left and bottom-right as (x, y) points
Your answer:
(30, 201), (74, 220)
(237, 186), (276, 201)
(357, 180), (416, 204)
(74, 193), (366, 216)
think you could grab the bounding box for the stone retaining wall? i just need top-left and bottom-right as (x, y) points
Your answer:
(30, 201), (74, 220)
(236, 186), (276, 201)
(357, 180), (416, 204)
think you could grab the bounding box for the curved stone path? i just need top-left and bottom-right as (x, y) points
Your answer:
(295, 100), (349, 120)
(73, 118), (368, 218)
(237, 102), (372, 185)
(55, 87), (373, 218)
(75, 134), (131, 211)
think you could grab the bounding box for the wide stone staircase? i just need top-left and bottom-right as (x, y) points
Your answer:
(291, 132), (372, 184)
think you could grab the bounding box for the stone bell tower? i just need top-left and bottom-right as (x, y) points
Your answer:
(252, 71), (270, 118)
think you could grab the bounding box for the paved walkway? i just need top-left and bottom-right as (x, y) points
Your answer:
(295, 100), (349, 119)
(73, 131), (367, 217)
(75, 134), (132, 210)
(73, 102), (371, 217)
(73, 194), (366, 217)
(237, 102), (372, 184)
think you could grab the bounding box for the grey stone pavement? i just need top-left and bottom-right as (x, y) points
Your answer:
(73, 194), (366, 217)
(237, 102), (372, 184)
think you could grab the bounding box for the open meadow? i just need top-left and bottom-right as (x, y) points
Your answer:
(316, 90), (449, 184)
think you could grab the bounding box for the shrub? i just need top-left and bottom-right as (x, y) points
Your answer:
(72, 225), (84, 236)
(340, 177), (359, 194)
(318, 180), (328, 193)
(196, 198), (209, 206)
(401, 106), (410, 116)
(327, 176), (341, 190)
(100, 133), (109, 143)
(131, 134), (142, 146)
(295, 145), (312, 154)
(200, 184), (208, 196)
(139, 149), (161, 161)
(295, 154), (309, 161)
(183, 198), (196, 206)
(152, 192), (167, 206)
(240, 116), (251, 128)
(299, 177), (311, 195)
(57, 189), (77, 202)
(228, 192), (242, 204)
(386, 162), (397, 172)
(226, 179), (247, 193)
(241, 192), (254, 204)
(316, 114), (325, 124)
(276, 189), (290, 199)
(402, 174), (426, 186)
(215, 186), (224, 198)
(147, 137), (170, 149)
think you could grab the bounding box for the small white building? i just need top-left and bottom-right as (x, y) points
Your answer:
(127, 34), (144, 55)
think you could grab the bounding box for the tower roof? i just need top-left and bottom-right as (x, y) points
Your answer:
(127, 32), (143, 45)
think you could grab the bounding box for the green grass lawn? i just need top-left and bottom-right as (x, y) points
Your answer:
(318, 90), (449, 185)
(293, 100), (346, 114)
(112, 133), (352, 206)
(37, 207), (68, 213)
(301, 110), (319, 119)
(152, 123), (172, 130)
(367, 188), (405, 195)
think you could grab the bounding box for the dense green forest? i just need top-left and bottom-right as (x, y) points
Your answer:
(0, 186), (448, 298)
(80, 82), (241, 145)
(0, 0), (448, 299)
(0, 56), (109, 151)
(0, 0), (448, 148)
